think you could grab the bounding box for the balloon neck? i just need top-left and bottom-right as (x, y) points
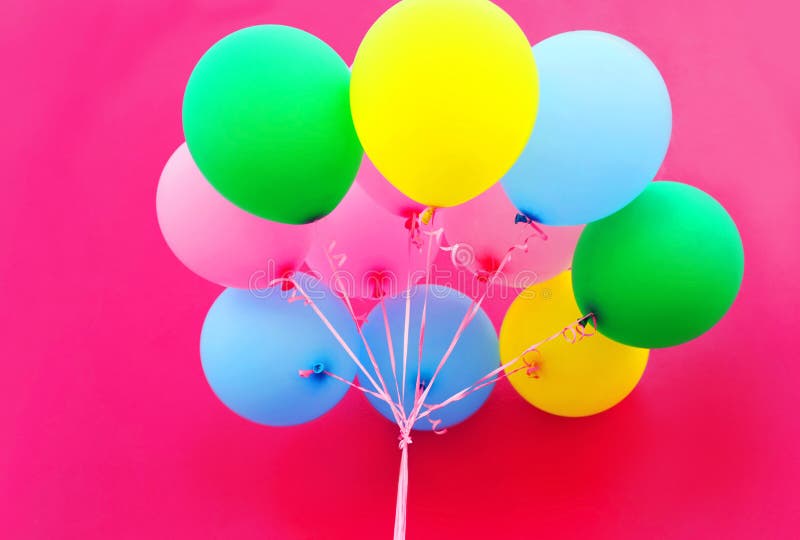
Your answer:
(420, 207), (435, 225)
(278, 270), (296, 291)
(514, 212), (532, 224)
(298, 362), (326, 378)
(473, 255), (501, 282)
(526, 364), (541, 378)
(354, 311), (369, 327)
(369, 273), (389, 299)
(577, 313), (597, 330)
(521, 350), (542, 379)
(515, 213), (549, 240)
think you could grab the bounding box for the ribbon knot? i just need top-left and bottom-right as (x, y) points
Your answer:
(398, 431), (413, 450)
(525, 363), (541, 378)
(522, 349), (542, 379)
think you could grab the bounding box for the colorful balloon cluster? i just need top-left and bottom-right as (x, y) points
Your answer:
(157, 0), (744, 536)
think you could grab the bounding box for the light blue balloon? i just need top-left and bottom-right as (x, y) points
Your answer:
(360, 285), (500, 431)
(501, 31), (672, 225)
(200, 272), (359, 426)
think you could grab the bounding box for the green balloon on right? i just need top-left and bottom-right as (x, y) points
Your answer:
(571, 181), (744, 348)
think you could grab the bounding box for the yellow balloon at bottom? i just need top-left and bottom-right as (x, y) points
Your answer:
(500, 272), (648, 417)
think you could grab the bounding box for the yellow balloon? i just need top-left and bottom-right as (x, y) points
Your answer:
(350, 0), (538, 207)
(499, 272), (648, 417)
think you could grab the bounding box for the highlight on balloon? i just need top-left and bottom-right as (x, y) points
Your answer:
(157, 1), (744, 538)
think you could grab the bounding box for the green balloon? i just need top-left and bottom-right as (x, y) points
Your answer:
(572, 181), (744, 348)
(182, 25), (363, 224)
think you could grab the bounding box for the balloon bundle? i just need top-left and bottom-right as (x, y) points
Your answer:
(157, 1), (744, 538)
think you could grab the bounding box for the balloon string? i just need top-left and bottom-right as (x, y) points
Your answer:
(390, 208), (432, 540)
(283, 214), (578, 540)
(405, 230), (519, 426)
(322, 242), (407, 425)
(401, 275), (412, 409)
(381, 297), (404, 413)
(309, 312), (597, 429)
(274, 272), (414, 540)
(393, 442), (409, 540)
(318, 369), (385, 400)
(413, 216), (439, 423)
(416, 314), (596, 424)
(404, 216), (554, 426)
(388, 225), (562, 538)
(270, 277), (377, 390)
(401, 211), (422, 409)
(269, 276), (405, 423)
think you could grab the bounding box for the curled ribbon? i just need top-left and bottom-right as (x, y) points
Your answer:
(521, 349), (542, 378)
(423, 409), (448, 435)
(326, 240), (348, 269)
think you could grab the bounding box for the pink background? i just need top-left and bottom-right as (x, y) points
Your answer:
(2, 0), (798, 538)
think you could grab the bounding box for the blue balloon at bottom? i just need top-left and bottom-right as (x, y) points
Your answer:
(200, 272), (359, 426)
(360, 285), (500, 431)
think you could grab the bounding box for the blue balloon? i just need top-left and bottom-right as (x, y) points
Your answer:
(501, 31), (672, 225)
(200, 272), (359, 426)
(359, 285), (500, 431)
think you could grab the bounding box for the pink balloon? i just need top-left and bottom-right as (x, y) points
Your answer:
(306, 179), (418, 300)
(440, 185), (583, 289)
(156, 144), (311, 289)
(356, 157), (426, 218)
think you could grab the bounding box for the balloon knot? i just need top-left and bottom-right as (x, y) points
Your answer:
(369, 273), (388, 299)
(514, 213), (549, 240)
(514, 213), (532, 224)
(298, 362), (325, 378)
(522, 349), (542, 378)
(526, 363), (541, 379)
(420, 207), (435, 225)
(577, 313), (597, 330)
(398, 431), (413, 449)
(280, 279), (295, 292)
(414, 380), (427, 401)
(475, 270), (492, 283)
